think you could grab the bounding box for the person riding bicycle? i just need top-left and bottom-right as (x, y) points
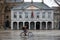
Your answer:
(22, 26), (28, 36)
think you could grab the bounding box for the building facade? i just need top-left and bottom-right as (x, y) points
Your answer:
(0, 0), (24, 29)
(53, 7), (60, 30)
(11, 2), (54, 30)
(1, 0), (60, 30)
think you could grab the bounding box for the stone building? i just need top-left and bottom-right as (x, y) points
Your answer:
(11, 2), (54, 30)
(0, 0), (60, 30)
(0, 0), (24, 29)
(53, 7), (60, 30)
(0, 0), (6, 29)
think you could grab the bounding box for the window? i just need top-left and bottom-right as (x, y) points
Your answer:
(5, 6), (10, 12)
(36, 12), (40, 18)
(48, 12), (51, 18)
(25, 12), (28, 18)
(19, 12), (22, 18)
(42, 12), (45, 18)
(6, 16), (9, 19)
(14, 12), (17, 18)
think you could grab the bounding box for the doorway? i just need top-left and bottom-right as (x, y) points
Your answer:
(36, 22), (40, 30)
(30, 22), (35, 30)
(19, 22), (23, 30)
(25, 22), (29, 29)
(13, 22), (17, 30)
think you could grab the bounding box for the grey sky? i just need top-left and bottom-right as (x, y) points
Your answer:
(24, 0), (58, 7)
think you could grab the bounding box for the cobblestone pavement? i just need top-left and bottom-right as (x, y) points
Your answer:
(0, 30), (60, 40)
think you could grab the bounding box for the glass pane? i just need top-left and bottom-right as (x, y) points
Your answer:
(36, 12), (40, 18)
(48, 12), (51, 18)
(19, 15), (22, 18)
(37, 15), (39, 18)
(13, 12), (17, 18)
(25, 12), (28, 18)
(19, 12), (22, 18)
(42, 12), (45, 18)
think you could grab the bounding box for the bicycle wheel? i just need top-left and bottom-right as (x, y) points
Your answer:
(28, 32), (34, 38)
(20, 32), (25, 38)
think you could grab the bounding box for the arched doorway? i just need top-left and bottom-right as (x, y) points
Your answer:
(5, 20), (10, 30)
(36, 22), (40, 30)
(19, 22), (23, 30)
(47, 22), (52, 30)
(30, 22), (35, 30)
(13, 22), (17, 30)
(59, 22), (60, 30)
(24, 22), (29, 29)
(42, 22), (46, 30)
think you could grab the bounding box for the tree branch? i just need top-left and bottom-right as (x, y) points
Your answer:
(54, 0), (60, 6)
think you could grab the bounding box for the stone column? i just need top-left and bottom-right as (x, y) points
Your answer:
(17, 22), (19, 30)
(29, 21), (30, 30)
(52, 21), (54, 30)
(34, 21), (36, 30)
(23, 21), (25, 27)
(58, 21), (59, 30)
(46, 21), (48, 30)
(11, 21), (13, 30)
(17, 12), (19, 30)
(23, 11), (25, 20)
(40, 22), (42, 30)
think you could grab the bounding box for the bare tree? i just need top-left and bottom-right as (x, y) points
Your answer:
(54, 0), (60, 6)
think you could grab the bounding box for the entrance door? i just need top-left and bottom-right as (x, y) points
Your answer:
(36, 22), (40, 30)
(42, 22), (46, 30)
(59, 22), (60, 30)
(5, 20), (10, 29)
(13, 22), (17, 30)
(47, 22), (52, 30)
(30, 22), (35, 30)
(19, 22), (23, 30)
(25, 22), (29, 29)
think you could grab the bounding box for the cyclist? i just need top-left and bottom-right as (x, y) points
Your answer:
(22, 26), (28, 36)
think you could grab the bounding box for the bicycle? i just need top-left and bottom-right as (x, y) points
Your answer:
(20, 31), (34, 38)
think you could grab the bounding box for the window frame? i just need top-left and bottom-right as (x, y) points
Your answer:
(48, 12), (51, 18)
(19, 12), (22, 18)
(42, 12), (45, 18)
(25, 12), (28, 18)
(13, 12), (17, 18)
(36, 12), (40, 18)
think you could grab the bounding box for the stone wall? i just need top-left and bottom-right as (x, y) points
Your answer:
(0, 0), (23, 30)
